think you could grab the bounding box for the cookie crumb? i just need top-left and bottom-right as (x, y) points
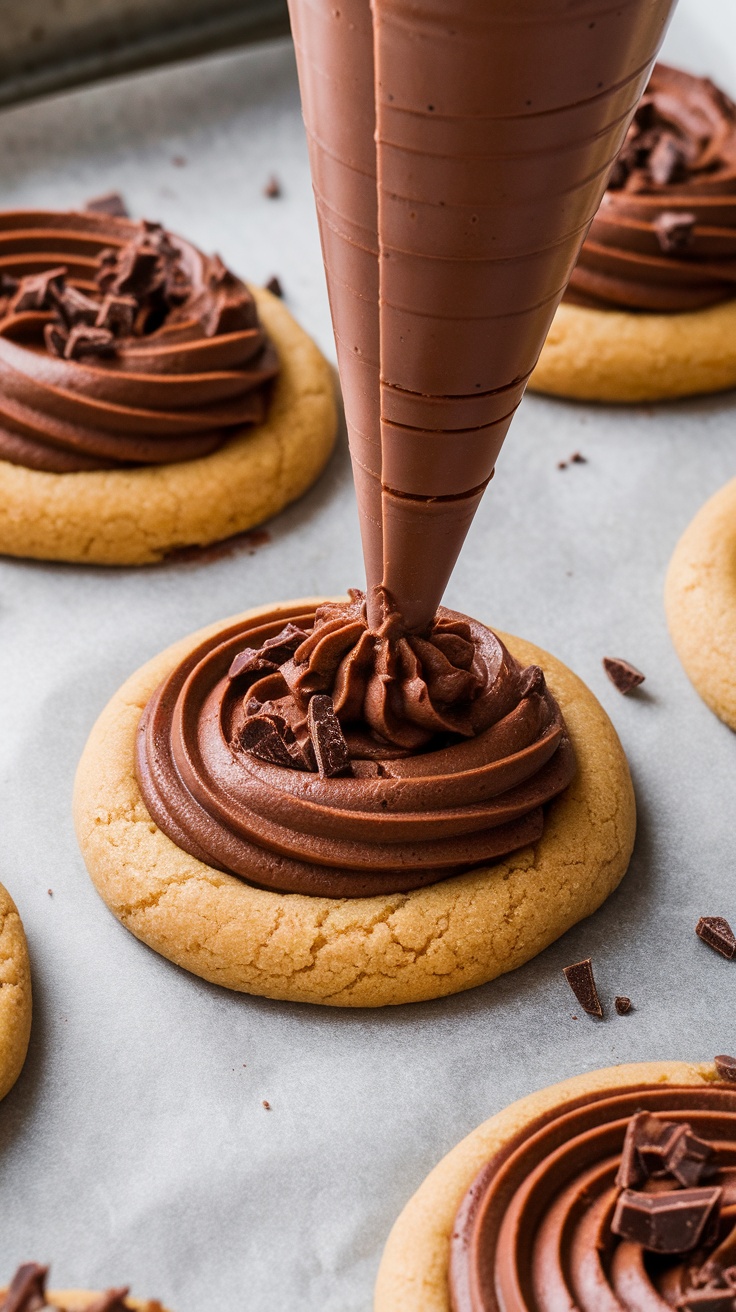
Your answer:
(563, 958), (603, 1018)
(262, 1099), (271, 1110)
(715, 1054), (736, 1082)
(696, 916), (736, 960)
(264, 175), (281, 199)
(615, 995), (632, 1014)
(603, 657), (645, 695)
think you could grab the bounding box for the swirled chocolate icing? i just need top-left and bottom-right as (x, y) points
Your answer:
(567, 64), (736, 312)
(0, 209), (278, 472)
(136, 595), (575, 897)
(449, 1081), (736, 1311)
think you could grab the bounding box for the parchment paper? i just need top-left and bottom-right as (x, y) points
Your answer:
(0, 7), (735, 1307)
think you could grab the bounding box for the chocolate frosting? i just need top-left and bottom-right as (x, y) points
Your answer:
(568, 64), (736, 312)
(449, 1082), (736, 1312)
(289, 0), (677, 630)
(0, 210), (277, 472)
(135, 598), (575, 897)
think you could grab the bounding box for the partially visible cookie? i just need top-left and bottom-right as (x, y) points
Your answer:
(374, 1059), (724, 1311)
(530, 298), (736, 403)
(0, 883), (32, 1102)
(73, 599), (635, 1008)
(0, 1265), (169, 1312)
(665, 477), (736, 730)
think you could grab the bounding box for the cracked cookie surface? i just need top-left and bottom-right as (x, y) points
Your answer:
(73, 599), (635, 1008)
(374, 1060), (719, 1311)
(530, 300), (736, 403)
(0, 288), (337, 565)
(0, 882), (32, 1101)
(665, 477), (736, 730)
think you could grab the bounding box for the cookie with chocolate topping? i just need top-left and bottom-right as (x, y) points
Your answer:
(532, 64), (736, 402)
(0, 1265), (170, 1312)
(375, 1059), (736, 1311)
(0, 205), (336, 563)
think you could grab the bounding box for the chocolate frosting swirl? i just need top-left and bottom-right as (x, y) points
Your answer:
(0, 210), (278, 472)
(567, 64), (736, 312)
(449, 1082), (736, 1311)
(135, 596), (575, 898)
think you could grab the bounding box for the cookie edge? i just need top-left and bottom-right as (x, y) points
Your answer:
(0, 882), (32, 1102)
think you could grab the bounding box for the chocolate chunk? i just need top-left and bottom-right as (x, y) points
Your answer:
(64, 324), (117, 360)
(265, 275), (284, 297)
(668, 1126), (717, 1187)
(86, 190), (129, 217)
(110, 240), (161, 298)
(241, 715), (298, 768)
(55, 284), (100, 327)
(0, 272), (18, 295)
(655, 209), (696, 254)
(715, 1055), (736, 1083)
(616, 1112), (714, 1189)
(649, 133), (687, 186)
(227, 649), (278, 682)
(307, 694), (351, 778)
(264, 175), (282, 198)
(260, 623), (310, 664)
(11, 266), (67, 313)
(603, 656), (645, 695)
(44, 321), (68, 357)
(0, 1264), (49, 1312)
(697, 918), (736, 960)
(84, 1289), (131, 1312)
(562, 958), (603, 1018)
(678, 1288), (736, 1310)
(615, 995), (632, 1014)
(570, 451), (587, 464)
(611, 1186), (722, 1254)
(96, 293), (137, 335)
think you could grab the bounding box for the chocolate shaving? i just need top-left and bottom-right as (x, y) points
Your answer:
(264, 175), (281, 198)
(611, 1186), (722, 1254)
(265, 275), (283, 297)
(85, 191), (129, 217)
(615, 995), (632, 1014)
(715, 1055), (736, 1083)
(562, 958), (603, 1018)
(649, 133), (687, 186)
(11, 266), (67, 313)
(697, 918), (736, 960)
(307, 694), (351, 778)
(64, 324), (117, 360)
(655, 210), (696, 254)
(0, 1264), (49, 1312)
(603, 656), (645, 695)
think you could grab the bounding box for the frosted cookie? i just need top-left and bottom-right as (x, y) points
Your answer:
(0, 882), (31, 1102)
(74, 594), (634, 1008)
(0, 205), (336, 563)
(531, 65), (736, 403)
(665, 477), (736, 730)
(0, 1265), (169, 1312)
(375, 1057), (736, 1311)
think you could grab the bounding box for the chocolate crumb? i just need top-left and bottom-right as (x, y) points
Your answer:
(563, 958), (603, 1018)
(603, 656), (645, 695)
(262, 1099), (271, 1110)
(47, 889), (53, 897)
(557, 460), (568, 470)
(615, 995), (632, 1014)
(715, 1055), (736, 1083)
(85, 190), (129, 218)
(570, 451), (587, 463)
(307, 694), (351, 778)
(264, 175), (282, 199)
(696, 917), (736, 960)
(265, 275), (284, 297)
(655, 209), (696, 254)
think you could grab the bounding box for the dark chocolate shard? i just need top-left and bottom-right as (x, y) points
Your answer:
(697, 918), (736, 960)
(265, 275), (284, 297)
(96, 293), (137, 336)
(668, 1126), (716, 1188)
(11, 266), (67, 313)
(240, 714), (313, 771)
(44, 321), (68, 357)
(570, 451), (587, 464)
(86, 190), (130, 217)
(615, 995), (632, 1014)
(64, 324), (117, 360)
(715, 1055), (736, 1083)
(307, 694), (351, 778)
(227, 649), (278, 682)
(649, 133), (687, 186)
(603, 656), (645, 695)
(84, 1289), (131, 1312)
(617, 1112), (714, 1190)
(0, 1264), (49, 1312)
(264, 175), (282, 198)
(259, 623), (310, 664)
(611, 1186), (722, 1254)
(678, 1288), (736, 1310)
(55, 284), (100, 327)
(655, 210), (696, 254)
(563, 958), (603, 1018)
(110, 240), (161, 298)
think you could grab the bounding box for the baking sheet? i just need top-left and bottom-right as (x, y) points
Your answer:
(0, 7), (735, 1308)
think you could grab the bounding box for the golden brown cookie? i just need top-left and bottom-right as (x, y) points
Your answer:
(0, 1291), (167, 1312)
(529, 299), (736, 403)
(0, 882), (32, 1101)
(73, 598), (635, 1008)
(665, 477), (736, 730)
(374, 1059), (720, 1311)
(0, 288), (337, 564)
